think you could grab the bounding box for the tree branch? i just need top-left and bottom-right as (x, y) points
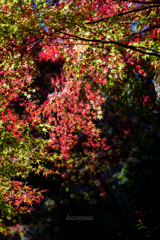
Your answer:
(86, 5), (160, 25)
(115, 0), (160, 4)
(59, 30), (160, 58)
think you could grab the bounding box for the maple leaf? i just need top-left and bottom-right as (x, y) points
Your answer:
(97, 115), (103, 120)
(7, 125), (12, 130)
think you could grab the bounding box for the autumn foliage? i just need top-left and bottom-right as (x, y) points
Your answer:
(0, 0), (160, 238)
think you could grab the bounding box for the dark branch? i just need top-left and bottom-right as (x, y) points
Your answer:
(59, 30), (160, 58)
(86, 5), (160, 25)
(115, 0), (160, 4)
